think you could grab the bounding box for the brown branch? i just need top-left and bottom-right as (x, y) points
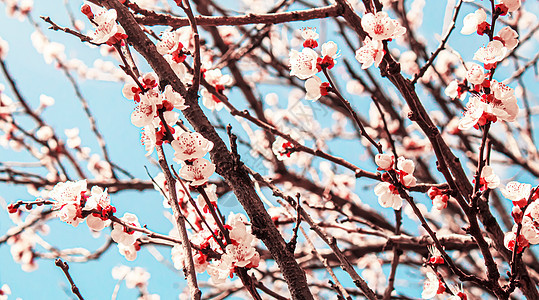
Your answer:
(55, 258), (84, 300)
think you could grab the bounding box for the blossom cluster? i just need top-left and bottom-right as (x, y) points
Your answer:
(374, 154), (417, 210)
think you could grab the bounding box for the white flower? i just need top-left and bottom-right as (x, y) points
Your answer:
(375, 153), (394, 170)
(421, 272), (439, 299)
(465, 63), (485, 85)
(125, 267), (150, 289)
(141, 125), (157, 156)
(500, 0), (520, 12)
(131, 91), (159, 127)
(361, 11), (406, 41)
(171, 132), (214, 162)
(179, 158), (216, 186)
(460, 9), (487, 35)
(502, 181), (531, 202)
(90, 9), (120, 44)
(458, 96), (486, 130)
(473, 40), (507, 64)
(480, 166), (500, 189)
(0, 284), (11, 300)
(118, 243), (137, 261)
(355, 37), (384, 69)
(201, 89), (224, 111)
(289, 48), (319, 79)
(39, 94), (55, 107)
(496, 27), (519, 51)
(301, 28), (319, 40)
(374, 182), (403, 210)
(304, 76), (322, 101)
(321, 41), (339, 58)
(156, 30), (181, 55)
(490, 80), (519, 122)
(163, 85), (188, 110)
(444, 80), (460, 99)
(111, 213), (142, 246)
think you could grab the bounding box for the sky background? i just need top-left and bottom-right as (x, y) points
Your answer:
(0, 0), (538, 299)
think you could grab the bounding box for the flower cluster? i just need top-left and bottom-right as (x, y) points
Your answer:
(502, 181), (539, 253)
(374, 154), (417, 210)
(82, 5), (127, 45)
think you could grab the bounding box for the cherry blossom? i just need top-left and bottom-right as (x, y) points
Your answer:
(375, 153), (394, 170)
(428, 245), (444, 265)
(421, 271), (443, 299)
(361, 11), (406, 41)
(479, 165), (500, 190)
(500, 0), (521, 12)
(49, 180), (87, 227)
(428, 187), (449, 210)
(0, 284), (11, 300)
(156, 30), (181, 56)
(171, 132), (214, 162)
(374, 182), (403, 210)
(460, 9), (488, 35)
(131, 91), (159, 127)
(163, 85), (188, 110)
(465, 63), (486, 85)
(301, 28), (319, 48)
(304, 76), (329, 101)
(473, 40), (507, 65)
(397, 157), (417, 188)
(141, 125), (157, 156)
(118, 243), (138, 261)
(502, 181), (531, 204)
(89, 8), (126, 45)
(355, 37), (384, 69)
(201, 88), (224, 111)
(125, 267), (151, 289)
(289, 47), (319, 79)
(179, 158), (216, 186)
(171, 244), (208, 273)
(496, 27), (519, 51)
(504, 230), (528, 253)
(84, 186), (114, 231)
(111, 213), (143, 246)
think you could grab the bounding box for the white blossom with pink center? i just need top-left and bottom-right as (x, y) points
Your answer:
(374, 182), (403, 210)
(361, 12), (406, 41)
(83, 186), (112, 231)
(480, 165), (500, 190)
(375, 153), (394, 170)
(204, 69), (233, 87)
(465, 62), (486, 85)
(125, 267), (150, 289)
(490, 80), (519, 122)
(201, 88), (224, 111)
(226, 213), (260, 268)
(118, 243), (137, 261)
(131, 91), (159, 127)
(0, 284), (11, 299)
(421, 271), (440, 299)
(207, 255), (234, 284)
(321, 41), (339, 58)
(458, 96), (486, 130)
(49, 180), (87, 227)
(301, 28), (319, 41)
(460, 9), (487, 35)
(289, 47), (319, 79)
(500, 0), (521, 12)
(171, 132), (214, 162)
(90, 8), (120, 44)
(163, 85), (188, 110)
(156, 30), (181, 55)
(304, 76), (322, 101)
(111, 213), (142, 246)
(397, 157), (417, 188)
(179, 158), (216, 186)
(473, 40), (507, 64)
(502, 181), (531, 202)
(496, 27), (519, 51)
(171, 244), (208, 274)
(355, 37), (384, 69)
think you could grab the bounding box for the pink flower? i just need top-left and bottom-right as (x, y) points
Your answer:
(361, 11), (406, 41)
(111, 213), (142, 246)
(355, 37), (384, 69)
(460, 9), (487, 35)
(473, 40), (507, 64)
(465, 63), (485, 85)
(496, 27), (519, 51)
(289, 48), (319, 79)
(171, 132), (214, 162)
(179, 158), (216, 186)
(375, 153), (394, 170)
